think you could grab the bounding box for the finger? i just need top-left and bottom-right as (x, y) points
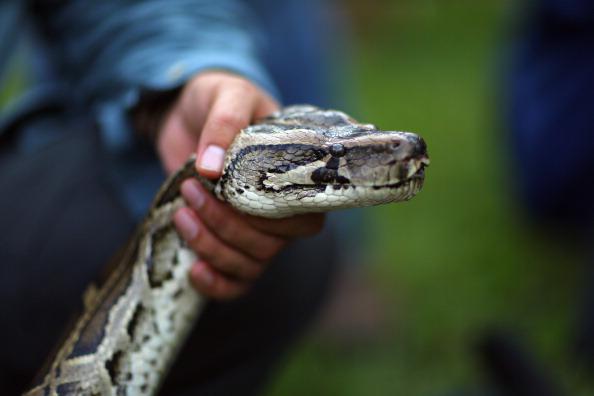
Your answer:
(173, 207), (264, 281)
(195, 83), (260, 178)
(158, 109), (198, 174)
(180, 179), (287, 261)
(254, 95), (279, 119)
(180, 72), (278, 137)
(246, 213), (326, 239)
(190, 261), (249, 300)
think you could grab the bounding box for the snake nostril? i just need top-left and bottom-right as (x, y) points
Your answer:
(415, 137), (428, 157)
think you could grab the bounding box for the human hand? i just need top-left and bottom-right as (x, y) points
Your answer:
(157, 71), (326, 300)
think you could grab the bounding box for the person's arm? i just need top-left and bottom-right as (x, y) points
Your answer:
(34, 0), (325, 299)
(166, 71), (324, 300)
(31, 0), (278, 149)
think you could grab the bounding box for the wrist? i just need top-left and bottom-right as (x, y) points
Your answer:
(129, 87), (182, 144)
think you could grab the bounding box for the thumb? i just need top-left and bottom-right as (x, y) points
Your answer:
(196, 85), (278, 179)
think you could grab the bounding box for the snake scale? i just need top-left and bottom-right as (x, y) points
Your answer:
(23, 105), (429, 396)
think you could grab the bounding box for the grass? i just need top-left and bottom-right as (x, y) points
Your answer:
(1, 2), (591, 394)
(266, 1), (593, 395)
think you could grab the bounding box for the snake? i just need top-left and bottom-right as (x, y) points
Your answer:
(22, 105), (429, 396)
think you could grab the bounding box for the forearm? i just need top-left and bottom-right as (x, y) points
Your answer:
(31, 0), (279, 149)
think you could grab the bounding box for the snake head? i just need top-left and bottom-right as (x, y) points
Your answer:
(215, 106), (429, 218)
(321, 130), (429, 192)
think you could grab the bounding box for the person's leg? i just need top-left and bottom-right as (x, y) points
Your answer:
(0, 118), (135, 393)
(507, 5), (594, 376)
(0, 115), (340, 395)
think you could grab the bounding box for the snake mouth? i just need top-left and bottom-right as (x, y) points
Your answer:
(404, 163), (426, 183)
(372, 160), (427, 190)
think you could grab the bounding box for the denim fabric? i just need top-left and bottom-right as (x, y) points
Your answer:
(1, 0), (341, 218)
(507, 1), (594, 228)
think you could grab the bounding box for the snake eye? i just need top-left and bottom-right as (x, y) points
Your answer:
(329, 143), (346, 157)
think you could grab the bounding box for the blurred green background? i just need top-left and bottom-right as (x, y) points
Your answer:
(1, 1), (592, 395)
(267, 1), (593, 395)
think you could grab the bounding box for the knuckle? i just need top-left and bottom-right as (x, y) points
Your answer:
(173, 208), (199, 243)
(233, 78), (254, 93)
(214, 221), (237, 245)
(201, 203), (232, 237)
(193, 237), (253, 280)
(206, 212), (254, 249)
(214, 111), (246, 131)
(189, 232), (217, 261)
(194, 243), (217, 264)
(189, 224), (260, 282)
(216, 221), (238, 242)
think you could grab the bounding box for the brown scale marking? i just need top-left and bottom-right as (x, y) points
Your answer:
(68, 261), (135, 358)
(105, 350), (124, 384)
(147, 227), (176, 287)
(148, 268), (173, 288)
(126, 304), (145, 340)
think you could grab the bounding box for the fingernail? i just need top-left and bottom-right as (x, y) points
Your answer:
(200, 145), (226, 173)
(174, 209), (199, 240)
(182, 180), (205, 209)
(193, 262), (214, 285)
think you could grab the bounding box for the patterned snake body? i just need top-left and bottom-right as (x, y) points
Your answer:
(23, 105), (429, 396)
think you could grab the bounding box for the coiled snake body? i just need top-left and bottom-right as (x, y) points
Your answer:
(23, 105), (429, 396)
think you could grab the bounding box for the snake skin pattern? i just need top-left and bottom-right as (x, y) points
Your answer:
(23, 105), (429, 396)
